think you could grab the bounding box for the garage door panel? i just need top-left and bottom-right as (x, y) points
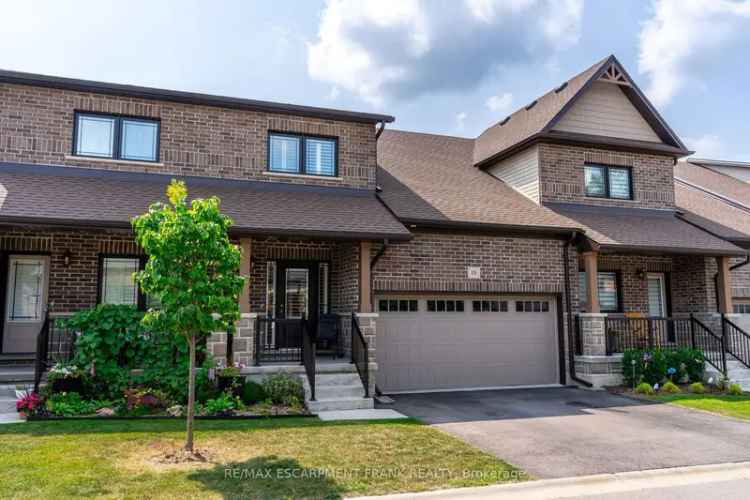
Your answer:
(376, 296), (559, 393)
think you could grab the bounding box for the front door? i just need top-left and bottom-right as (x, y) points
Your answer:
(647, 273), (667, 317)
(275, 262), (320, 321)
(2, 255), (50, 353)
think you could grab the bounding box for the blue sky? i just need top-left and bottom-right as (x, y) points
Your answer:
(2, 0), (749, 159)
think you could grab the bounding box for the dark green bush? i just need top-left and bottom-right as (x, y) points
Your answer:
(622, 348), (705, 387)
(68, 304), (210, 402)
(261, 373), (304, 406)
(241, 380), (267, 405)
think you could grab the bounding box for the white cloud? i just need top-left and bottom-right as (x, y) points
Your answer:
(684, 134), (726, 159)
(455, 112), (468, 131)
(485, 93), (513, 113)
(638, 0), (750, 107)
(307, 0), (583, 105)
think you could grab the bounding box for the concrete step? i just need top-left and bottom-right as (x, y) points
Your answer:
(307, 397), (374, 413)
(315, 372), (363, 386)
(0, 367), (35, 384)
(314, 384), (365, 400)
(315, 362), (358, 374)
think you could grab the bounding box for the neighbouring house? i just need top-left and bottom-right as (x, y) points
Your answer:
(0, 54), (748, 408)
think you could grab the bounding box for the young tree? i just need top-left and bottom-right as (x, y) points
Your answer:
(132, 180), (244, 453)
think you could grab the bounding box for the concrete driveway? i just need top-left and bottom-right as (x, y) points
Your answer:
(387, 387), (750, 479)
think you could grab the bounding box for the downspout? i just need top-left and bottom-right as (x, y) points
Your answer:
(713, 254), (750, 312)
(370, 239), (388, 397)
(563, 234), (593, 387)
(375, 121), (386, 140)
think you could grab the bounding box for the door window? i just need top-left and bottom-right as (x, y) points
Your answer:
(284, 268), (309, 319)
(647, 273), (666, 317)
(7, 258), (45, 321)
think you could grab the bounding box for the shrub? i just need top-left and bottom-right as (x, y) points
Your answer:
(728, 383), (744, 396)
(123, 387), (171, 413)
(262, 373), (304, 406)
(46, 392), (111, 416)
(67, 304), (210, 402)
(241, 381), (267, 405)
(634, 382), (655, 395)
(16, 391), (42, 416)
(689, 382), (706, 394)
(622, 348), (705, 387)
(661, 381), (681, 394)
(202, 393), (241, 416)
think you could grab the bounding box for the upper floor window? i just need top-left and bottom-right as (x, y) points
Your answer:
(269, 132), (337, 177)
(74, 112), (160, 162)
(584, 164), (632, 200)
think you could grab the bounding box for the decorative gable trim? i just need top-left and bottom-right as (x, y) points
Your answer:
(598, 62), (630, 86)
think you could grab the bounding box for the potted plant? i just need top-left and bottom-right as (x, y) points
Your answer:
(48, 363), (85, 394)
(16, 391), (42, 418)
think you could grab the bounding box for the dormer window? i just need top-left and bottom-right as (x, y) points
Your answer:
(584, 164), (632, 200)
(269, 132), (337, 177)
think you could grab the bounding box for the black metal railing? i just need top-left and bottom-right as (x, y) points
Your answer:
(604, 316), (692, 355)
(351, 313), (369, 397)
(301, 319), (316, 401)
(34, 314), (77, 392)
(692, 316), (727, 374)
(602, 315), (727, 374)
(723, 316), (750, 369)
(254, 317), (304, 364)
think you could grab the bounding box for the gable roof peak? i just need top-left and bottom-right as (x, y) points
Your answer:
(473, 54), (690, 167)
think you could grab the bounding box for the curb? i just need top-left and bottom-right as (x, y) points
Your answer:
(353, 461), (750, 499)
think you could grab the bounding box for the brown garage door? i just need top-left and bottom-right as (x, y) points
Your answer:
(375, 296), (560, 393)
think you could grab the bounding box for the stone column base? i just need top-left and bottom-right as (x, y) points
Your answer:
(206, 313), (257, 367)
(575, 354), (623, 388)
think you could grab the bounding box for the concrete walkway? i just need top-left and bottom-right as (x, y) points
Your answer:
(354, 461), (750, 499)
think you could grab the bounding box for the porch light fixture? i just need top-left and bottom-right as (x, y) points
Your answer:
(636, 269), (646, 280)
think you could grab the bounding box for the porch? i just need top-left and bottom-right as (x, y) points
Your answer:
(572, 249), (750, 387)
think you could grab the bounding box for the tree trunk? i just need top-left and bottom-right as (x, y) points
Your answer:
(185, 332), (196, 452)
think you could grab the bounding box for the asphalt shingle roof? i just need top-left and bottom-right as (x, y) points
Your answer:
(377, 129), (581, 233)
(547, 203), (745, 255)
(0, 162), (410, 240)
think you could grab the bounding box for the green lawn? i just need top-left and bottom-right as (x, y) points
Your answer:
(651, 394), (750, 421)
(0, 418), (525, 499)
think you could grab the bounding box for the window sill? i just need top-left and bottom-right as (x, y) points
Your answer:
(65, 155), (165, 167)
(262, 171), (343, 181)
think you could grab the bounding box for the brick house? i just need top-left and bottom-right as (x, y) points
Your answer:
(1, 55), (748, 408)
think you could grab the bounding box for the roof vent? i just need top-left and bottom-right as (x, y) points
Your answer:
(524, 100), (537, 110)
(499, 116), (511, 126)
(554, 82), (568, 93)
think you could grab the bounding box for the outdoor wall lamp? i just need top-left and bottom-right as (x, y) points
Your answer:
(62, 249), (73, 267)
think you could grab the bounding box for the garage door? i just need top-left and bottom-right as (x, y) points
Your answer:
(376, 296), (560, 393)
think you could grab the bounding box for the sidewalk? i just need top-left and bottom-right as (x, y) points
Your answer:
(354, 462), (750, 500)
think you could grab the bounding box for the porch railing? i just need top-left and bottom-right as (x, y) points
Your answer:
(723, 316), (750, 369)
(350, 313), (369, 397)
(604, 316), (692, 355)
(34, 313), (77, 392)
(604, 315), (727, 374)
(254, 317), (305, 364)
(301, 319), (316, 401)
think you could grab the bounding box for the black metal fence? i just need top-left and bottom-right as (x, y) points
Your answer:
(254, 317), (305, 364)
(34, 314), (78, 392)
(351, 313), (369, 397)
(301, 320), (316, 401)
(604, 316), (692, 355)
(603, 315), (727, 374)
(723, 316), (750, 369)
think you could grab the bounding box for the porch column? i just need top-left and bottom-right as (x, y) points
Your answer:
(359, 241), (372, 313)
(716, 256), (733, 314)
(239, 238), (252, 314)
(583, 251), (600, 313)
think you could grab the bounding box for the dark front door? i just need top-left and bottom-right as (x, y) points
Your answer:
(273, 261), (319, 350)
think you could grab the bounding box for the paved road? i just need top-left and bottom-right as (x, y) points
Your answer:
(387, 387), (750, 478)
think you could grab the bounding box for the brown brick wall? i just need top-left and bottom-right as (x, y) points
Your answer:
(0, 226), (142, 312)
(247, 237), (360, 315)
(0, 83), (377, 189)
(538, 143), (675, 209)
(372, 230), (576, 296)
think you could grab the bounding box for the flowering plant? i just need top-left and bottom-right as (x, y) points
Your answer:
(16, 391), (42, 417)
(47, 363), (83, 381)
